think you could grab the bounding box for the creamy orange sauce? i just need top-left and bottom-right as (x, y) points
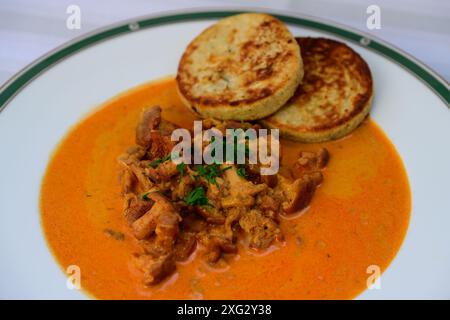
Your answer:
(40, 77), (411, 299)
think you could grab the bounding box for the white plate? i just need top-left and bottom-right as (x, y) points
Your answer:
(0, 8), (449, 299)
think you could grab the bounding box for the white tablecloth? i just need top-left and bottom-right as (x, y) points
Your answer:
(0, 0), (449, 85)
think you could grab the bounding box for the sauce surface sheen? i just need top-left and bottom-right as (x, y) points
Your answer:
(40, 78), (411, 299)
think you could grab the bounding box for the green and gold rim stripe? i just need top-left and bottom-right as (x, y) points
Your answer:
(0, 9), (449, 111)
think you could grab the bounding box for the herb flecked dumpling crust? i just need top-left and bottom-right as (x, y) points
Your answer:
(176, 13), (303, 121)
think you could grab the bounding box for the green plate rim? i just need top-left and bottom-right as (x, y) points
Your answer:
(0, 9), (448, 111)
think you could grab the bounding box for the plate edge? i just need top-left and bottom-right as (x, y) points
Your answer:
(0, 7), (448, 112)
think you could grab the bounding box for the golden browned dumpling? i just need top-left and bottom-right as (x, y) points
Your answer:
(261, 37), (373, 142)
(176, 13), (303, 120)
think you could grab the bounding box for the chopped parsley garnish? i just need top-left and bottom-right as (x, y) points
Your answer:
(185, 186), (210, 206)
(236, 165), (247, 179)
(149, 154), (171, 168)
(142, 192), (150, 201)
(176, 162), (186, 181)
(176, 162), (186, 174)
(194, 164), (207, 177)
(194, 163), (231, 185)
